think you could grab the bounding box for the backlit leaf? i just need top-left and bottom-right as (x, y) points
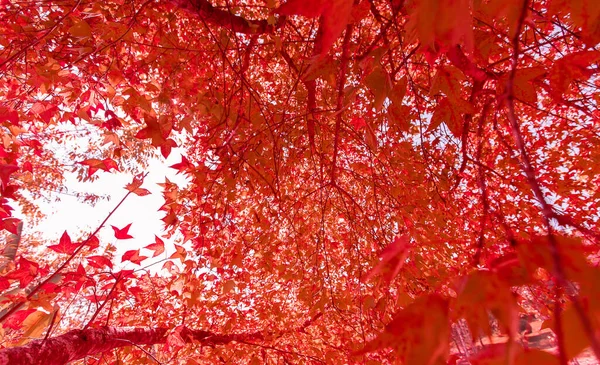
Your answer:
(121, 249), (148, 265)
(111, 224), (134, 240)
(48, 231), (79, 254)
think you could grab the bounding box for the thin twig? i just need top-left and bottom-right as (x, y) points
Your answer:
(0, 173), (147, 324)
(504, 1), (600, 362)
(330, 24), (354, 184)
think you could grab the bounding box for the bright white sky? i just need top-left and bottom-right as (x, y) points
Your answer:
(16, 149), (190, 271)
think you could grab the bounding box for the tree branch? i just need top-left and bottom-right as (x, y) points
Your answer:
(0, 220), (23, 272)
(0, 175), (145, 325)
(330, 24), (353, 184)
(0, 311), (323, 365)
(504, 0), (600, 362)
(0, 326), (261, 365)
(169, 0), (279, 34)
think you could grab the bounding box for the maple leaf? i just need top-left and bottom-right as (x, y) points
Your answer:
(63, 263), (94, 291)
(0, 185), (18, 200)
(125, 173), (151, 196)
(121, 249), (147, 265)
(86, 255), (113, 269)
(277, 0), (354, 54)
(1, 217), (21, 234)
(0, 164), (19, 191)
(79, 158), (119, 177)
(169, 244), (187, 262)
(30, 102), (58, 123)
(364, 235), (412, 283)
(405, 0), (474, 52)
(428, 97), (473, 138)
(48, 231), (80, 254)
(0, 107), (19, 125)
(164, 325), (187, 352)
(111, 223), (134, 240)
(145, 236), (165, 257)
(84, 235), (100, 250)
(548, 51), (600, 100)
(161, 209), (178, 227)
(365, 66), (393, 110)
(5, 256), (39, 287)
(69, 19), (92, 38)
(456, 271), (519, 339)
(160, 138), (178, 159)
(169, 156), (193, 173)
(134, 116), (172, 147)
(2, 309), (36, 330)
(356, 294), (449, 364)
(101, 110), (122, 131)
(21, 161), (33, 173)
(18, 308), (58, 346)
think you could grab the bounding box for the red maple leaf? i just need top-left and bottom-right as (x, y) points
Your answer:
(122, 249), (147, 265)
(160, 138), (178, 159)
(145, 236), (165, 258)
(86, 255), (113, 269)
(0, 164), (19, 190)
(48, 231), (80, 254)
(111, 223), (134, 240)
(134, 116), (172, 147)
(5, 256), (39, 288)
(101, 110), (122, 131)
(2, 309), (36, 330)
(364, 235), (412, 283)
(169, 156), (193, 173)
(0, 107), (18, 125)
(1, 217), (21, 234)
(161, 209), (178, 227)
(21, 161), (33, 173)
(125, 173), (151, 196)
(84, 235), (100, 250)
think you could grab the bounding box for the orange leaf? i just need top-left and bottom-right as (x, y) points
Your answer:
(125, 173), (151, 196)
(145, 236), (165, 258)
(135, 116), (172, 147)
(79, 158), (119, 176)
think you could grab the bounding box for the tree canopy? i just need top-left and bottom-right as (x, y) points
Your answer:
(1, 0), (600, 364)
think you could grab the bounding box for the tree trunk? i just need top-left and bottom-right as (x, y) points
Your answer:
(0, 326), (261, 365)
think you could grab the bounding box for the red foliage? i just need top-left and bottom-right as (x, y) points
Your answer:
(0, 0), (599, 364)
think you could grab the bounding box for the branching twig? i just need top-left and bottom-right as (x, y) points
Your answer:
(0, 173), (147, 324)
(0, 0), (82, 71)
(504, 1), (600, 362)
(330, 24), (354, 184)
(83, 276), (121, 330)
(473, 101), (492, 266)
